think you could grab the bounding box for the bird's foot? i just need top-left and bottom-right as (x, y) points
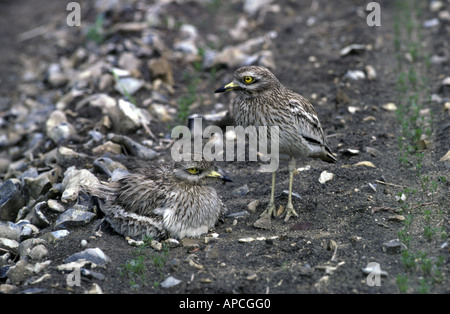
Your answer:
(261, 202), (276, 218)
(281, 203), (298, 222)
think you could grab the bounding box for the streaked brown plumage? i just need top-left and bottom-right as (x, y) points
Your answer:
(88, 154), (230, 240)
(215, 65), (336, 221)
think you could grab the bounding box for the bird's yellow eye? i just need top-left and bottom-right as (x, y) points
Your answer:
(187, 167), (200, 174)
(243, 76), (255, 84)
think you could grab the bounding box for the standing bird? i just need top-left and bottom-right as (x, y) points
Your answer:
(215, 66), (336, 222)
(87, 154), (231, 240)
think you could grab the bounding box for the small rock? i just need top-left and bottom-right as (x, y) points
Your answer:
(388, 215), (405, 222)
(92, 141), (123, 155)
(93, 156), (128, 177)
(395, 193), (407, 202)
(110, 99), (149, 133)
(345, 70), (365, 80)
(365, 65), (377, 80)
(45, 110), (75, 143)
(118, 52), (142, 74)
(238, 237), (255, 243)
(348, 106), (361, 114)
(24, 168), (59, 199)
(56, 147), (89, 164)
(188, 259), (204, 270)
(47, 199), (65, 213)
(253, 213), (272, 230)
(107, 133), (157, 160)
(88, 283), (103, 294)
(319, 171), (334, 184)
(382, 239), (406, 254)
(382, 102), (397, 111)
(56, 260), (92, 272)
(243, 0), (274, 16)
(148, 56), (174, 85)
(18, 238), (47, 260)
(65, 247), (111, 267)
(114, 77), (144, 96)
(6, 260), (34, 285)
(362, 264), (388, 277)
(352, 161), (376, 168)
(55, 208), (96, 228)
(247, 200), (260, 213)
(364, 147), (381, 157)
(46, 63), (68, 88)
(18, 224), (39, 242)
(164, 238), (180, 248)
(439, 150), (450, 162)
(149, 103), (174, 122)
(423, 18), (439, 28)
(340, 44), (366, 56)
(0, 179), (25, 221)
(430, 1), (443, 12)
(150, 240), (162, 251)
(282, 190), (302, 199)
(246, 273), (257, 280)
(0, 238), (19, 256)
(28, 245), (49, 261)
(343, 148), (360, 155)
(41, 230), (70, 243)
(0, 284), (16, 294)
(61, 166), (101, 202)
(204, 233), (219, 244)
(226, 210), (249, 218)
(231, 184), (249, 197)
(0, 222), (20, 241)
(30, 201), (51, 228)
(161, 276), (181, 288)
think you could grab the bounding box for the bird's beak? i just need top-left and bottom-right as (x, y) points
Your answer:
(207, 170), (233, 182)
(214, 81), (238, 93)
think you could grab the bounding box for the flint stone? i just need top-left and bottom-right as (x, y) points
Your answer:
(93, 156), (128, 177)
(253, 213), (272, 230)
(231, 184), (249, 197)
(65, 247), (111, 266)
(45, 110), (75, 143)
(0, 221), (21, 240)
(47, 199), (66, 213)
(107, 133), (157, 160)
(44, 229), (70, 242)
(55, 208), (96, 229)
(61, 166), (101, 202)
(0, 238), (19, 255)
(110, 99), (149, 133)
(19, 224), (39, 242)
(382, 239), (407, 254)
(30, 201), (51, 228)
(18, 238), (48, 260)
(0, 179), (24, 222)
(24, 168), (60, 199)
(160, 275), (181, 288)
(6, 260), (34, 285)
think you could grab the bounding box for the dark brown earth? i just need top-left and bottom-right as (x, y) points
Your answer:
(0, 0), (448, 296)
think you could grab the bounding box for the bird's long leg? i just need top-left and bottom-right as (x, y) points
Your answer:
(262, 171), (276, 217)
(283, 156), (298, 222)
